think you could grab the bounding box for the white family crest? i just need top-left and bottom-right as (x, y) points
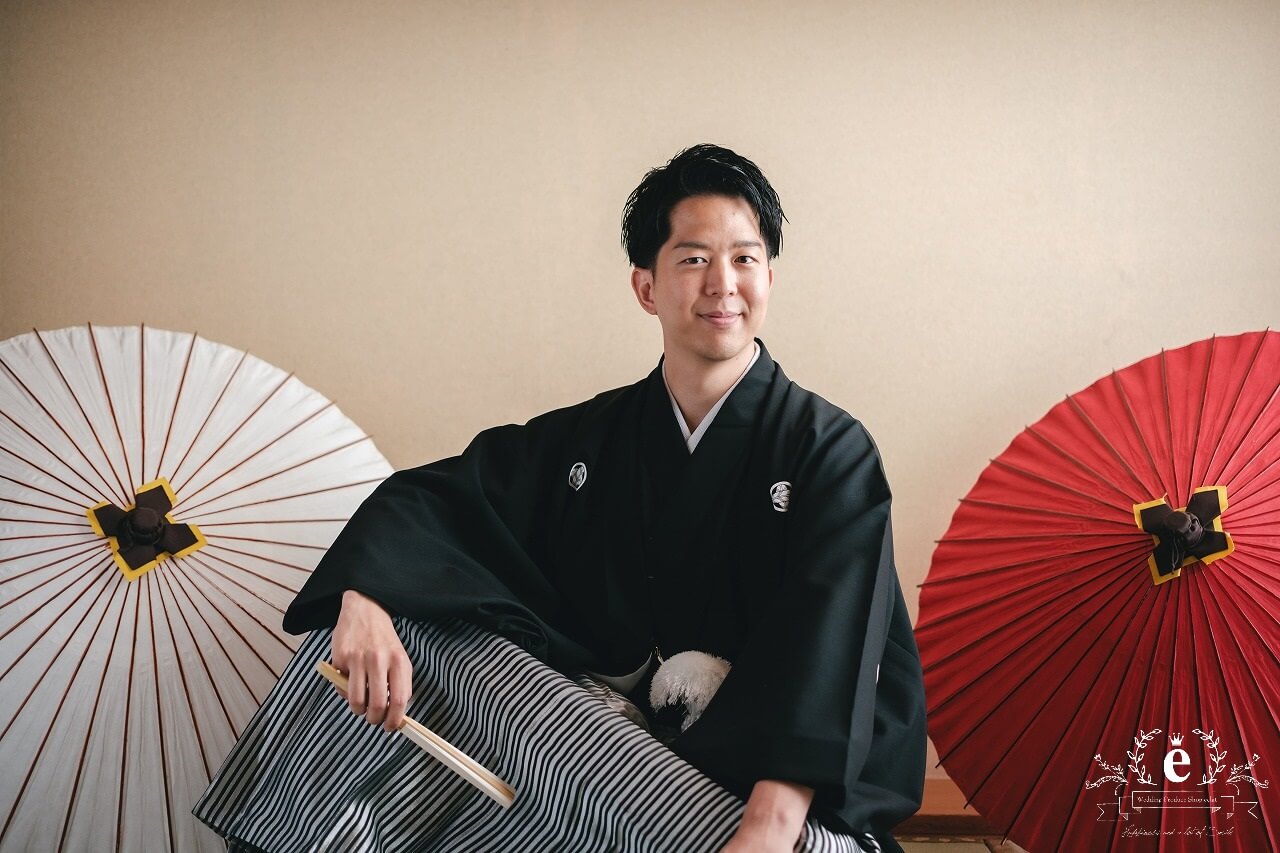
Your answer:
(770, 481), (791, 512)
(568, 462), (588, 491)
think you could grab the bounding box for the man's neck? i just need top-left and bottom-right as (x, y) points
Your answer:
(662, 343), (758, 433)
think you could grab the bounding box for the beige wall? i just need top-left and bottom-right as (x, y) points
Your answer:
(4, 1), (1279, 777)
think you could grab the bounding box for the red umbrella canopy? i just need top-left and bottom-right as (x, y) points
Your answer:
(918, 330), (1279, 852)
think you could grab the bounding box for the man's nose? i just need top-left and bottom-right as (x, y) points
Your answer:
(704, 258), (737, 296)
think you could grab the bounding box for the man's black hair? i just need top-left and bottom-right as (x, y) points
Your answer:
(621, 144), (786, 269)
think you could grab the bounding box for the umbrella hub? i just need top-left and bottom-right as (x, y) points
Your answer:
(123, 506), (165, 546)
(1133, 486), (1235, 585)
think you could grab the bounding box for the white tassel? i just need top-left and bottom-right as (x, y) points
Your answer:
(649, 651), (731, 732)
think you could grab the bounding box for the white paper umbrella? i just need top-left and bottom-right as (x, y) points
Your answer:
(0, 325), (393, 852)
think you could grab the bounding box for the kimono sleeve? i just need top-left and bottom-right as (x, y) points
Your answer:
(283, 408), (592, 668)
(671, 413), (925, 841)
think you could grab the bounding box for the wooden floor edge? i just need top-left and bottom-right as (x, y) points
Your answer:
(896, 777), (999, 836)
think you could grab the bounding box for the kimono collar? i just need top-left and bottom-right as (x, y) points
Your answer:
(651, 339), (776, 441)
(663, 343), (761, 453)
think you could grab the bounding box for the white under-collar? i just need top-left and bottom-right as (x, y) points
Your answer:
(663, 343), (761, 453)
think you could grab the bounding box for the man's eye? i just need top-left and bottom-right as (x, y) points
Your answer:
(736, 256), (757, 264)
(681, 257), (707, 265)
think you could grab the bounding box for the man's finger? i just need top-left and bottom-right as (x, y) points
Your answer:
(365, 658), (389, 727)
(384, 656), (412, 732)
(346, 661), (368, 715)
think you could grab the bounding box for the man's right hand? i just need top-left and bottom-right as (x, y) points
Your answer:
(331, 589), (413, 733)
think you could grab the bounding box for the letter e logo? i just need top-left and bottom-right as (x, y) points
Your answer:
(1164, 748), (1190, 783)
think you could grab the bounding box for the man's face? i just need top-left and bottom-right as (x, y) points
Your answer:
(631, 194), (773, 367)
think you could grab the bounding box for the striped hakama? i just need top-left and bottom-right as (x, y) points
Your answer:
(194, 619), (873, 852)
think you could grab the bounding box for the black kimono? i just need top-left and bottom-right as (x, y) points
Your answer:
(285, 340), (925, 850)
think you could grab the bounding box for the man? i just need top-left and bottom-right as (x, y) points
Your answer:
(284, 145), (925, 851)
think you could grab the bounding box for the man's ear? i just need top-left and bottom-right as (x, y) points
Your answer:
(631, 267), (658, 316)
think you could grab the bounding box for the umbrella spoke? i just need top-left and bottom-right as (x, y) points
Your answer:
(0, 569), (120, 842)
(0, 540), (102, 585)
(85, 325), (138, 499)
(57, 578), (131, 852)
(179, 477), (387, 519)
(0, 413), (113, 506)
(1023, 423), (1137, 506)
(168, 557), (289, 681)
(1200, 329), (1269, 488)
(1162, 349), (1182, 504)
(195, 548), (299, 598)
(187, 552), (289, 614)
(988, 458), (1131, 512)
(204, 534), (327, 551)
(0, 554), (109, 677)
(0, 475), (85, 514)
(1111, 369), (1174, 499)
(172, 436), (377, 516)
(203, 542), (312, 574)
(921, 540), (1147, 587)
(172, 402), (332, 508)
(143, 578), (178, 852)
(162, 562), (262, 732)
(957, 498), (1137, 528)
(184, 554), (296, 654)
(156, 568), (238, 748)
(118, 575), (143, 852)
(171, 371), (294, 497)
(0, 549), (108, 643)
(1065, 396), (1151, 497)
(167, 349), (249, 488)
(154, 331), (198, 485)
(928, 567), (1138, 719)
(198, 518), (351, 526)
(946, 577), (1150, 804)
(7, 335), (130, 505)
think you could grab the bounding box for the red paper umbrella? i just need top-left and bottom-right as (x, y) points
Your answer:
(917, 330), (1279, 852)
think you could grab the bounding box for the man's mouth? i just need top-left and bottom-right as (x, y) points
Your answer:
(699, 312), (739, 327)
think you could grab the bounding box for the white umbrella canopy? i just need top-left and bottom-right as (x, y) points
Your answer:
(0, 325), (393, 852)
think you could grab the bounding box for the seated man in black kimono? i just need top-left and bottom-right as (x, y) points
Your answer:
(285, 144), (925, 852)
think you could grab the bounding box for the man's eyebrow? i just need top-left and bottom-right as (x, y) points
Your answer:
(671, 240), (763, 250)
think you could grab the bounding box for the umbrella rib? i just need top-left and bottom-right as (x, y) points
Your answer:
(1200, 329), (1268, 486)
(181, 473), (384, 514)
(172, 401), (333, 508)
(0, 495), (83, 517)
(921, 540), (1148, 589)
(0, 516), (88, 527)
(156, 568), (236, 757)
(202, 542), (313, 573)
(188, 551), (290, 613)
(956, 498), (1138, 528)
(0, 555), (111, 685)
(57, 578), (131, 852)
(0, 530), (97, 542)
(939, 532), (1138, 542)
(1225, 434), (1280, 505)
(187, 552), (297, 646)
(1110, 369), (1173, 500)
(987, 457), (1131, 513)
(927, 564), (1136, 716)
(1210, 369), (1280, 491)
(205, 533), (327, 551)
(155, 331), (199, 483)
(0, 472), (86, 512)
(167, 348), (249, 488)
(0, 567), (117, 741)
(1024, 422), (1136, 502)
(1186, 573), (1229, 845)
(1000, 578), (1159, 848)
(1064, 395), (1151, 497)
(0, 547), (106, 635)
(162, 561), (261, 728)
(1187, 334), (1217, 491)
(11, 333), (129, 504)
(144, 579), (178, 852)
(171, 371), (294, 496)
(0, 412), (112, 506)
(180, 477), (387, 519)
(196, 548), (300, 598)
(1162, 348), (1181, 504)
(919, 546), (1150, 635)
(0, 568), (119, 843)
(173, 556), (289, 677)
(171, 435), (377, 516)
(86, 323), (137, 497)
(0, 540), (101, 584)
(117, 577), (143, 853)
(139, 325), (146, 486)
(0, 537), (104, 569)
(950, 577), (1150, 809)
